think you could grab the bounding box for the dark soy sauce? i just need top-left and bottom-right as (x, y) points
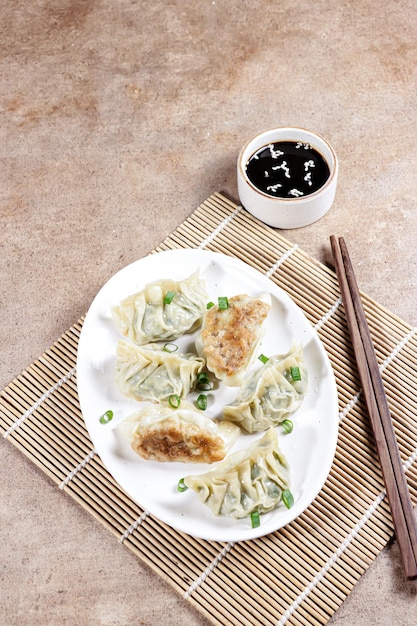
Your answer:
(245, 141), (330, 199)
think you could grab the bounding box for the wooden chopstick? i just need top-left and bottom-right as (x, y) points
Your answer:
(330, 235), (417, 581)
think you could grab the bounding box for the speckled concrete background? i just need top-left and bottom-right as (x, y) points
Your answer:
(1, 1), (417, 624)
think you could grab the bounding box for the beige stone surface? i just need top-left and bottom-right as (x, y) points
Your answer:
(1, 0), (417, 624)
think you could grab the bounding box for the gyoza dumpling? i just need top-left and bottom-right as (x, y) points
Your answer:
(222, 344), (308, 433)
(195, 293), (271, 387)
(114, 340), (205, 403)
(112, 270), (208, 345)
(183, 427), (290, 518)
(118, 402), (240, 463)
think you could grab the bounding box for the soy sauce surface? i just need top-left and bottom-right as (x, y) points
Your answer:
(245, 141), (330, 199)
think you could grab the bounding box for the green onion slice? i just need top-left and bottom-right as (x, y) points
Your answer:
(281, 419), (293, 434)
(168, 394), (181, 409)
(258, 353), (269, 364)
(250, 510), (261, 528)
(206, 301), (215, 309)
(99, 410), (113, 424)
(282, 489), (294, 509)
(196, 394), (208, 410)
(218, 296), (229, 310)
(163, 290), (176, 305)
(163, 342), (178, 353)
(290, 366), (301, 381)
(197, 372), (213, 391)
(177, 478), (188, 492)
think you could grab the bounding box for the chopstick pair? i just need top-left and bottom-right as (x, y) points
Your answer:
(330, 235), (417, 581)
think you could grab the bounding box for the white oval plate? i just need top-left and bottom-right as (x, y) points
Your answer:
(77, 249), (339, 542)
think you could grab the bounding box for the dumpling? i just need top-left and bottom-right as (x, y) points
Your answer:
(222, 344), (308, 433)
(183, 427), (290, 518)
(195, 293), (271, 386)
(114, 340), (205, 403)
(112, 270), (208, 345)
(118, 402), (240, 463)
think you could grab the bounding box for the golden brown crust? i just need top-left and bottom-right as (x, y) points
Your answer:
(201, 294), (270, 378)
(131, 424), (226, 463)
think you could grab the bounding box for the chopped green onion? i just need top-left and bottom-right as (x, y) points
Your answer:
(196, 394), (208, 410)
(168, 394), (181, 409)
(290, 366), (301, 381)
(197, 372), (213, 391)
(281, 419), (293, 434)
(177, 478), (188, 492)
(206, 301), (215, 309)
(258, 353), (269, 364)
(250, 510), (261, 528)
(218, 296), (229, 310)
(163, 290), (176, 305)
(99, 410), (113, 424)
(282, 489), (294, 509)
(163, 342), (178, 353)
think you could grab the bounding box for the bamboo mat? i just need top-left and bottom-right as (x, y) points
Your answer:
(2, 192), (417, 626)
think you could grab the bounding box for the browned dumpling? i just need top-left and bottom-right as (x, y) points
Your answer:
(118, 402), (240, 463)
(195, 293), (271, 386)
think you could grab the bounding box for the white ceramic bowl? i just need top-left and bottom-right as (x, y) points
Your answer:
(237, 127), (338, 229)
